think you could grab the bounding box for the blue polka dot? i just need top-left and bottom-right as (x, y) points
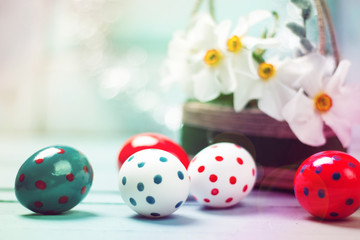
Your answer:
(332, 172), (341, 181)
(128, 156), (134, 162)
(177, 171), (184, 180)
(303, 187), (309, 196)
(154, 175), (162, 184)
(146, 196), (155, 204)
(346, 198), (354, 206)
(330, 212), (339, 217)
(300, 165), (306, 173)
(348, 162), (356, 168)
(137, 182), (144, 192)
(318, 189), (325, 198)
(175, 201), (183, 208)
(332, 155), (341, 161)
(150, 212), (160, 217)
(138, 162), (145, 168)
(122, 176), (127, 185)
(315, 166), (322, 174)
(129, 198), (137, 206)
(160, 157), (168, 162)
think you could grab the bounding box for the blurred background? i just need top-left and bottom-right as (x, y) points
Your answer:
(0, 0), (357, 141)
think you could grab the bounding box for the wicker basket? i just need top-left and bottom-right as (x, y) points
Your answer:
(181, 101), (346, 191)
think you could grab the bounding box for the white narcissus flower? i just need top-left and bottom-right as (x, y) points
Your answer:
(282, 53), (360, 147)
(217, 10), (279, 75)
(233, 56), (304, 121)
(186, 13), (236, 102)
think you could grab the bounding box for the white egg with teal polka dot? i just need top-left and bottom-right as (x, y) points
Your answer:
(188, 142), (257, 208)
(119, 149), (190, 218)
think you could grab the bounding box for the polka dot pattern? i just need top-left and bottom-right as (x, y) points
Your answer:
(66, 173), (74, 182)
(188, 142), (257, 208)
(118, 149), (190, 218)
(137, 182), (144, 192)
(154, 175), (162, 184)
(15, 145), (94, 215)
(294, 151), (360, 220)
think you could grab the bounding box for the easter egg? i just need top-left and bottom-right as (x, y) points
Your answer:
(188, 142), (257, 208)
(119, 149), (190, 218)
(294, 151), (360, 219)
(15, 145), (93, 214)
(117, 133), (189, 169)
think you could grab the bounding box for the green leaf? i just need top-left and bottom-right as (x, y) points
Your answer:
(301, 6), (312, 20)
(252, 51), (265, 64)
(286, 22), (306, 38)
(300, 38), (314, 52)
(290, 0), (311, 10)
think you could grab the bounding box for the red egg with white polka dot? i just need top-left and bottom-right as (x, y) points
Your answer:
(15, 145), (93, 215)
(294, 151), (360, 220)
(188, 142), (257, 208)
(118, 133), (189, 169)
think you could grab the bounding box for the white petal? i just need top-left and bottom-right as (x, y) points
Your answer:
(233, 75), (261, 112)
(192, 68), (221, 102)
(217, 59), (236, 94)
(187, 14), (217, 50)
(282, 90), (326, 146)
(275, 58), (308, 88)
(247, 10), (272, 27)
(325, 59), (351, 94)
(216, 20), (232, 50)
(323, 111), (353, 147)
(242, 36), (279, 50)
(258, 81), (296, 121)
(294, 53), (328, 96)
(233, 17), (249, 37)
(231, 49), (253, 76)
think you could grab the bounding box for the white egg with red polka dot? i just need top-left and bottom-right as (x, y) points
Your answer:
(119, 149), (190, 218)
(188, 142), (257, 208)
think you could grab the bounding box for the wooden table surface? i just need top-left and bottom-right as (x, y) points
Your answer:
(1, 132), (360, 240)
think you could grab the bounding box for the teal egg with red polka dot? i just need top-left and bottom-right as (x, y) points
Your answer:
(15, 145), (94, 215)
(294, 151), (360, 220)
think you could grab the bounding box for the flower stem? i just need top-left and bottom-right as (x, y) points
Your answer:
(313, 0), (326, 55)
(191, 0), (204, 17)
(319, 0), (340, 66)
(209, 0), (215, 20)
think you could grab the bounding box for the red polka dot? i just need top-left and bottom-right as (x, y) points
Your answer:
(252, 168), (255, 176)
(35, 158), (44, 164)
(235, 145), (242, 149)
(58, 196), (68, 204)
(66, 173), (74, 182)
(209, 174), (218, 182)
(191, 156), (197, 162)
(204, 198), (210, 203)
(215, 156), (223, 161)
(237, 157), (243, 165)
(81, 186), (87, 195)
(19, 174), (25, 182)
(58, 148), (65, 154)
(211, 188), (219, 195)
(229, 176), (237, 184)
(34, 201), (43, 208)
(211, 145), (218, 148)
(198, 166), (205, 173)
(243, 185), (248, 192)
(35, 180), (47, 190)
(226, 197), (233, 203)
(83, 166), (89, 173)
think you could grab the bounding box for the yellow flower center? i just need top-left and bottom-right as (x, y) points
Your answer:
(258, 63), (276, 80)
(314, 93), (332, 112)
(204, 49), (222, 66)
(227, 35), (243, 53)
